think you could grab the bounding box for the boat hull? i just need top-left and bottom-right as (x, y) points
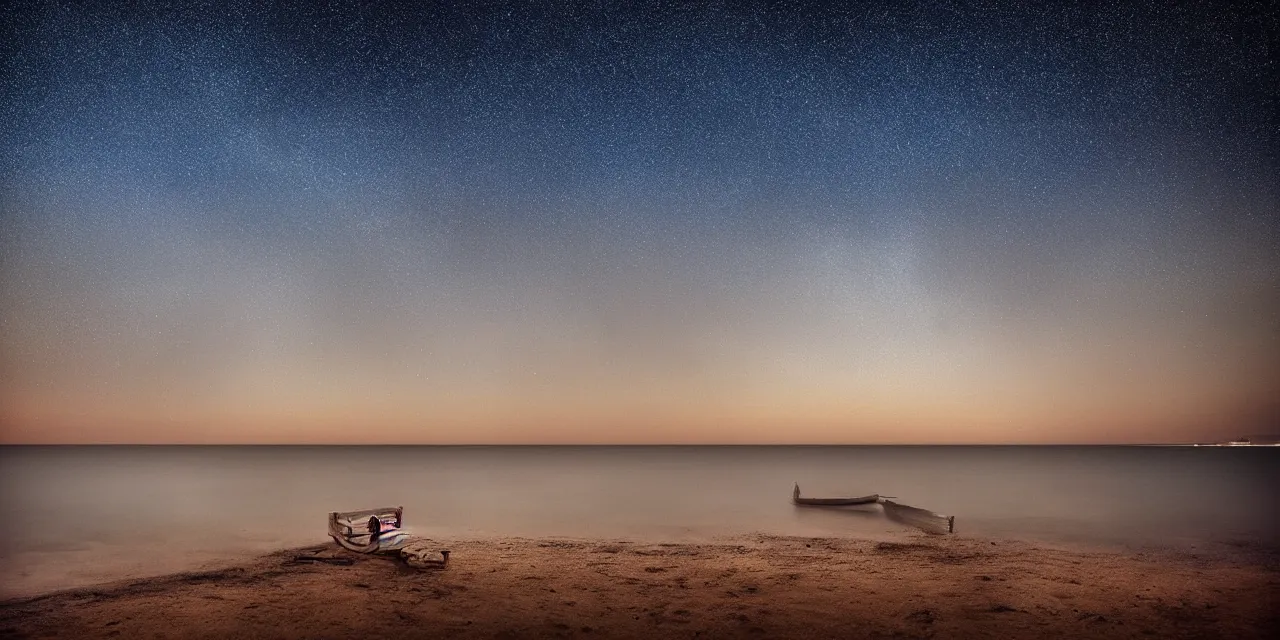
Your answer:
(792, 483), (880, 506)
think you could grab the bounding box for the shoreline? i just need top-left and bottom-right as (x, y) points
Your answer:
(2, 524), (1270, 602)
(3, 534), (1276, 639)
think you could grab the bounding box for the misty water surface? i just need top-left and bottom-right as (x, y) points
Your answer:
(1, 445), (1276, 597)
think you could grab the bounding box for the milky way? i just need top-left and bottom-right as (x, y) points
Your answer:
(1, 1), (1276, 443)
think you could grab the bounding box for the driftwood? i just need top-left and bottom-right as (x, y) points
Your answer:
(283, 556), (355, 566)
(400, 542), (451, 568)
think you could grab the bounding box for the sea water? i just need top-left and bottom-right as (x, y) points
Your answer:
(1, 445), (1276, 597)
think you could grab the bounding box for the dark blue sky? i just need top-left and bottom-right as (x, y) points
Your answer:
(2, 1), (1276, 443)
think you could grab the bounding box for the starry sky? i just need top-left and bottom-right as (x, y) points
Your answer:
(1, 0), (1276, 444)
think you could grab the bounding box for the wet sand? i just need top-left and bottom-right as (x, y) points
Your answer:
(1, 534), (1276, 639)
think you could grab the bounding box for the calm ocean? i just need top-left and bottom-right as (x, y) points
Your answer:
(1, 445), (1276, 597)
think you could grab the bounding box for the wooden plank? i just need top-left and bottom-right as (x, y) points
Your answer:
(332, 512), (401, 527)
(330, 506), (402, 521)
(880, 499), (955, 534)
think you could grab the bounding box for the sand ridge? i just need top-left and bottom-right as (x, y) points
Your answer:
(1, 534), (1276, 639)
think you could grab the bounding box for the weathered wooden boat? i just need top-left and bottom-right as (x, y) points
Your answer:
(328, 506), (451, 566)
(792, 484), (956, 534)
(792, 483), (881, 506)
(328, 506), (407, 553)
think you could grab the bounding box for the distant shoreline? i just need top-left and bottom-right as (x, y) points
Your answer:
(5, 442), (1280, 447)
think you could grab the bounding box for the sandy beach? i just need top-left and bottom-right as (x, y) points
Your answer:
(2, 534), (1276, 639)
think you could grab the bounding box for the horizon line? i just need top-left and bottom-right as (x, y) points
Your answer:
(0, 441), (1247, 447)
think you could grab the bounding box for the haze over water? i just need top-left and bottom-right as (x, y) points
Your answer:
(2, 445), (1276, 598)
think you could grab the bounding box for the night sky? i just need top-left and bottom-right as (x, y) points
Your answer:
(1, 1), (1276, 444)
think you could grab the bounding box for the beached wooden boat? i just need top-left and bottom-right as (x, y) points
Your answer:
(792, 484), (956, 534)
(792, 483), (881, 506)
(328, 506), (450, 566)
(328, 506), (404, 553)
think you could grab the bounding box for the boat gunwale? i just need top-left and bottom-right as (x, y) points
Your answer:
(791, 483), (881, 506)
